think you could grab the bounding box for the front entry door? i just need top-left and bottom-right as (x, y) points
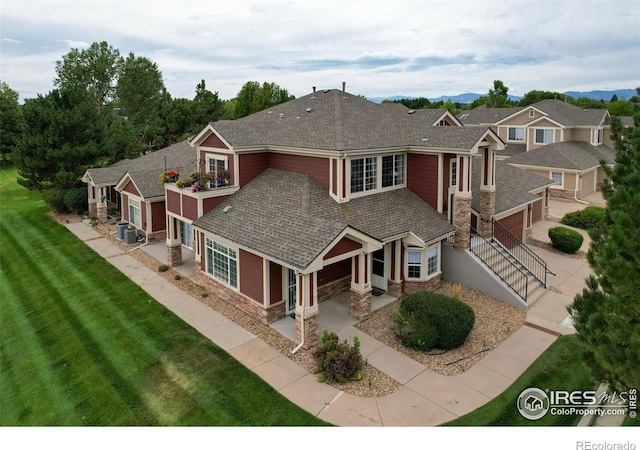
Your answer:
(371, 246), (387, 291)
(286, 269), (297, 315)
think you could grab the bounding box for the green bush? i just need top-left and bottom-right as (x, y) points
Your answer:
(392, 291), (475, 351)
(561, 206), (607, 231)
(312, 329), (363, 383)
(63, 187), (88, 214)
(42, 189), (67, 212)
(548, 227), (584, 254)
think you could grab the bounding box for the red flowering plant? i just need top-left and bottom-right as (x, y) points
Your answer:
(159, 170), (180, 183)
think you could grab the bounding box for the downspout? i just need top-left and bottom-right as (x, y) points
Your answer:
(574, 171), (589, 205)
(291, 271), (305, 354)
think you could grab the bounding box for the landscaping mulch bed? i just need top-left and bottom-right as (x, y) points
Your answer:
(61, 215), (527, 398)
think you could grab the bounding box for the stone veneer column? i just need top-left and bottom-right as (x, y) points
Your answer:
(295, 311), (319, 349)
(454, 196), (472, 250)
(479, 190), (495, 239)
(167, 243), (182, 267)
(387, 279), (402, 298)
(350, 289), (371, 320)
(96, 202), (108, 223)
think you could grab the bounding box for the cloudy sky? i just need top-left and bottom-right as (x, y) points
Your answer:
(1, 0), (639, 102)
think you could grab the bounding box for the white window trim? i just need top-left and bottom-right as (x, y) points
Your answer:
(349, 153), (407, 198)
(450, 158), (457, 187)
(405, 243), (441, 281)
(507, 126), (525, 142)
(591, 128), (603, 145)
(535, 128), (555, 144)
(205, 237), (238, 290)
(206, 154), (229, 188)
(529, 110), (535, 118)
(128, 198), (142, 228)
(550, 171), (564, 189)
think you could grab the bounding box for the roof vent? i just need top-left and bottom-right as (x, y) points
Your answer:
(408, 109), (415, 114)
(342, 81), (346, 97)
(306, 107), (313, 113)
(311, 86), (316, 98)
(223, 205), (233, 214)
(279, 113), (284, 119)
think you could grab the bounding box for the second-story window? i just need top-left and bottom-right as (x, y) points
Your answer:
(535, 129), (554, 144)
(207, 156), (228, 188)
(508, 127), (525, 141)
(351, 157), (377, 193)
(382, 154), (405, 188)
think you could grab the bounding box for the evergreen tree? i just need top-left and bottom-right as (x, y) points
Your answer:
(0, 81), (24, 165)
(568, 115), (640, 391)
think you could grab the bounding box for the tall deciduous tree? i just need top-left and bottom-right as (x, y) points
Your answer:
(54, 41), (123, 113)
(488, 80), (509, 108)
(0, 81), (24, 165)
(234, 81), (294, 118)
(568, 115), (640, 391)
(116, 53), (165, 132)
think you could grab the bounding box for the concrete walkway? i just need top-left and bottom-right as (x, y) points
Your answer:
(65, 222), (581, 427)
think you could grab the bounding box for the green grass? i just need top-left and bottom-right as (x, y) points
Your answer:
(0, 167), (328, 426)
(443, 335), (599, 426)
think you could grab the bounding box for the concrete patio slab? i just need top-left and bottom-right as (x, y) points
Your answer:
(377, 386), (457, 426)
(228, 337), (284, 369)
(364, 345), (426, 385)
(279, 372), (341, 416)
(250, 353), (309, 391)
(318, 392), (382, 426)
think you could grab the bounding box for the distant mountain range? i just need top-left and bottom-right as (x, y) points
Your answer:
(368, 89), (637, 104)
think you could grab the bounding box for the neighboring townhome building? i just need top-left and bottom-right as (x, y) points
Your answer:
(458, 99), (620, 199)
(81, 140), (196, 236)
(160, 87), (551, 349)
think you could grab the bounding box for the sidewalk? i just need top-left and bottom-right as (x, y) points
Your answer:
(66, 222), (575, 426)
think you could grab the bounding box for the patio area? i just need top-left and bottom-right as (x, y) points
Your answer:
(140, 240), (196, 281)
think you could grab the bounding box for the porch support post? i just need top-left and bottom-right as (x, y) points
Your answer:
(454, 154), (472, 251)
(350, 252), (372, 320)
(387, 239), (403, 298)
(479, 147), (496, 239)
(88, 184), (97, 217)
(295, 272), (319, 349)
(166, 216), (182, 267)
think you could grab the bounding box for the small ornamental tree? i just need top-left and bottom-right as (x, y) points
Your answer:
(568, 115), (640, 392)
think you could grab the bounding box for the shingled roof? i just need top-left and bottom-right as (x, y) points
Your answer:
(193, 169), (455, 270)
(458, 105), (525, 125)
(84, 140), (196, 186)
(532, 99), (608, 127)
(208, 89), (493, 152)
(472, 160), (555, 215)
(507, 141), (616, 170)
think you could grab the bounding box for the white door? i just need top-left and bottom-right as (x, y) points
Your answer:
(286, 269), (297, 315)
(371, 245), (388, 291)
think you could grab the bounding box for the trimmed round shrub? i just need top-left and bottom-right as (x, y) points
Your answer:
(561, 206), (607, 231)
(548, 226), (583, 254)
(392, 291), (475, 351)
(63, 187), (88, 214)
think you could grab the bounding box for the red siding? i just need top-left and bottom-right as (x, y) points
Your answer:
(240, 249), (264, 303)
(318, 260), (350, 286)
(269, 262), (282, 305)
(182, 195), (198, 221)
(239, 153), (268, 186)
(141, 200), (148, 230)
(167, 190), (181, 215)
(202, 196), (226, 215)
(442, 154), (454, 212)
(407, 154), (439, 209)
(268, 153), (330, 189)
(122, 195), (129, 222)
(151, 201), (166, 232)
(123, 180), (140, 196)
(532, 196), (543, 223)
(324, 237), (361, 260)
(201, 133), (229, 149)
(498, 210), (524, 247)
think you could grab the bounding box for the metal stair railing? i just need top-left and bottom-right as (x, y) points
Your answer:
(491, 218), (553, 287)
(469, 227), (529, 302)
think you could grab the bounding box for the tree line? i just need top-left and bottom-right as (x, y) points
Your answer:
(386, 80), (640, 116)
(0, 41), (293, 207)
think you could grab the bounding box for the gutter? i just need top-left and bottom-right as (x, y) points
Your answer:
(574, 170), (589, 205)
(291, 271), (305, 354)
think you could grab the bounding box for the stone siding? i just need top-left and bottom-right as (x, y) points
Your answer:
(350, 289), (372, 320)
(295, 312), (319, 349)
(167, 244), (182, 267)
(403, 274), (442, 295)
(454, 197), (472, 250)
(317, 275), (351, 303)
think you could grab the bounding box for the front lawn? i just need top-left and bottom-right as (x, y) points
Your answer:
(0, 167), (328, 426)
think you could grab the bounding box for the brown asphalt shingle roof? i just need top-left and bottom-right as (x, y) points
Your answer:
(210, 89), (490, 152)
(192, 169), (455, 269)
(507, 141), (616, 170)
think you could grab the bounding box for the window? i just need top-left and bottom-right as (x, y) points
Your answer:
(350, 157), (377, 193)
(407, 251), (422, 279)
(551, 171), (563, 186)
(535, 129), (554, 144)
(207, 156), (228, 188)
(450, 159), (457, 187)
(529, 110), (535, 118)
(427, 246), (439, 276)
(128, 198), (141, 228)
(382, 154), (405, 188)
(179, 220), (193, 249)
(105, 186), (111, 202)
(508, 127), (525, 141)
(592, 128), (603, 145)
(206, 238), (237, 288)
